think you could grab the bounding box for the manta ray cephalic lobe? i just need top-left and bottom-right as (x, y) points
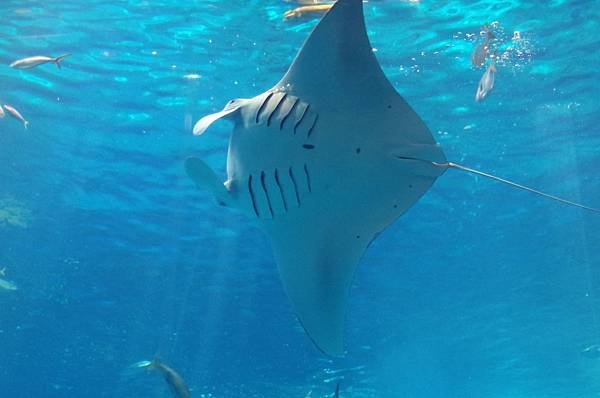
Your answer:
(185, 0), (599, 357)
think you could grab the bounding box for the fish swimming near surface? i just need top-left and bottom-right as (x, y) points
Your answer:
(284, 4), (334, 20)
(130, 357), (191, 398)
(475, 62), (496, 102)
(285, 0), (328, 4)
(471, 25), (494, 67)
(187, 0), (600, 356)
(10, 54), (71, 69)
(3, 105), (29, 129)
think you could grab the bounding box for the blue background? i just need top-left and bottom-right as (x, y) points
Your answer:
(0, 0), (599, 396)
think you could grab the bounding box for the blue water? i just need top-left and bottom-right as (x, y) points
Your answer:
(1, 0), (599, 396)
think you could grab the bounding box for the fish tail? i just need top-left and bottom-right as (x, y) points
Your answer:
(149, 354), (161, 369)
(54, 54), (71, 69)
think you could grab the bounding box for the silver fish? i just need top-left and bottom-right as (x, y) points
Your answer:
(134, 357), (190, 398)
(475, 63), (496, 102)
(0, 278), (17, 291)
(581, 345), (600, 359)
(3, 105), (29, 129)
(10, 54), (70, 69)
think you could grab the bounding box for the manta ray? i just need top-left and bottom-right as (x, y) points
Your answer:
(185, 0), (598, 356)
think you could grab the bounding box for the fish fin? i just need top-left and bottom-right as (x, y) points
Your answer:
(185, 157), (231, 207)
(54, 54), (71, 69)
(150, 354), (161, 369)
(193, 99), (245, 136)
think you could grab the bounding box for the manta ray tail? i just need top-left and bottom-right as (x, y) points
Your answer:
(438, 162), (600, 213)
(185, 157), (231, 206)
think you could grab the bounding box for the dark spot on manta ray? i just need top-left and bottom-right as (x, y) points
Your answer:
(303, 144), (315, 149)
(409, 184), (413, 188)
(356, 235), (360, 239)
(355, 148), (361, 154)
(387, 105), (392, 109)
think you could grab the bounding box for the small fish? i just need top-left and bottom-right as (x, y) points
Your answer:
(3, 105), (29, 129)
(10, 54), (71, 69)
(581, 344), (600, 359)
(512, 31), (522, 40)
(475, 63), (496, 102)
(285, 0), (325, 4)
(471, 25), (494, 67)
(284, 4), (334, 20)
(0, 278), (18, 291)
(133, 357), (190, 398)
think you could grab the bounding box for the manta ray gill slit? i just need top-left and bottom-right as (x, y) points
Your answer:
(280, 97), (300, 130)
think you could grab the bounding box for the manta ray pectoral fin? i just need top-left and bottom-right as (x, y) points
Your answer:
(193, 99), (246, 136)
(270, 230), (366, 357)
(185, 157), (231, 207)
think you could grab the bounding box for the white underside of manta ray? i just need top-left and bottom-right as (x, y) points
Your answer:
(185, 0), (599, 356)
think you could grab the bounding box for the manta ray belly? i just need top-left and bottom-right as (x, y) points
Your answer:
(186, 0), (454, 357)
(219, 89), (443, 355)
(224, 91), (319, 219)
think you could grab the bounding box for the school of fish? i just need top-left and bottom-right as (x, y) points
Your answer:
(1, 54), (70, 130)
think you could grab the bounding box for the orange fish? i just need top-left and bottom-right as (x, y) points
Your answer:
(284, 4), (334, 20)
